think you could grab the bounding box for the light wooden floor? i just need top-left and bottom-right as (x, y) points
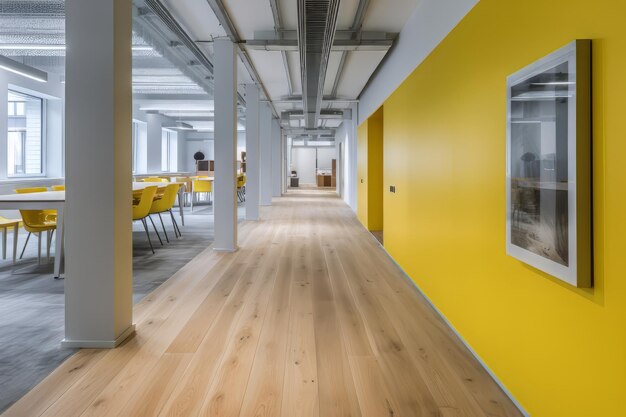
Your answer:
(3, 192), (523, 417)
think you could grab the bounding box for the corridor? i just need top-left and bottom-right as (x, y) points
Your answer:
(4, 193), (521, 417)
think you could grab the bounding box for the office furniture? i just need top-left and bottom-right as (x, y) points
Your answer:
(191, 179), (213, 212)
(149, 183), (183, 242)
(0, 216), (21, 263)
(133, 186), (158, 254)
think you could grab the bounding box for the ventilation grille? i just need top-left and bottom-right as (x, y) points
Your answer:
(297, 0), (340, 128)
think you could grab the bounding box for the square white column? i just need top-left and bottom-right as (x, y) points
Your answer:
(245, 84), (260, 221)
(259, 103), (273, 206)
(64, 0), (134, 348)
(271, 119), (282, 197)
(146, 113), (163, 173)
(213, 38), (238, 252)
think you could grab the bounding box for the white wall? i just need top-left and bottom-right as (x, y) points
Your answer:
(335, 103), (357, 211)
(316, 148), (335, 171)
(292, 147), (317, 185)
(358, 0), (478, 123)
(184, 131), (246, 173)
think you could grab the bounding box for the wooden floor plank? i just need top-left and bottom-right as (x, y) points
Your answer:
(2, 193), (523, 417)
(280, 236), (319, 417)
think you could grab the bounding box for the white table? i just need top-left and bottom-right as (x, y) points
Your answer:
(0, 191), (65, 279)
(0, 182), (182, 279)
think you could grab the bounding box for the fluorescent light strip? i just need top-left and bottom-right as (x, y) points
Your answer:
(0, 44), (153, 51)
(139, 107), (214, 112)
(0, 55), (47, 82)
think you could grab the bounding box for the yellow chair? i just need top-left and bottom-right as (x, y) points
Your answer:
(149, 183), (182, 242)
(191, 179), (212, 212)
(141, 177), (168, 183)
(0, 216), (21, 263)
(133, 186), (158, 254)
(237, 174), (246, 202)
(51, 185), (65, 191)
(15, 187), (57, 264)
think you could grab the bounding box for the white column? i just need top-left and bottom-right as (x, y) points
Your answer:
(213, 38), (238, 252)
(271, 119), (282, 197)
(64, 0), (134, 348)
(259, 103), (273, 206)
(146, 113), (162, 173)
(0, 80), (7, 179)
(245, 84), (260, 220)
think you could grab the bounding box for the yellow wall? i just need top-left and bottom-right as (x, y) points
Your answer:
(367, 107), (384, 231)
(357, 107), (384, 231)
(357, 121), (368, 226)
(381, 1), (626, 416)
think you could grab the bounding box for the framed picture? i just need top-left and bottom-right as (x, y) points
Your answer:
(506, 40), (592, 288)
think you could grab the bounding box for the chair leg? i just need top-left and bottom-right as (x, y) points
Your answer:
(46, 230), (51, 261)
(141, 218), (155, 254)
(37, 232), (42, 265)
(2, 227), (6, 260)
(158, 213), (169, 243)
(20, 232), (31, 259)
(168, 210), (179, 238)
(170, 209), (182, 237)
(13, 224), (18, 264)
(148, 215), (163, 245)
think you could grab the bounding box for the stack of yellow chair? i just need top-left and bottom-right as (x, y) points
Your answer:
(132, 186), (158, 254)
(191, 179), (212, 212)
(15, 187), (57, 264)
(141, 177), (169, 183)
(237, 174), (246, 202)
(149, 183), (182, 242)
(0, 216), (21, 263)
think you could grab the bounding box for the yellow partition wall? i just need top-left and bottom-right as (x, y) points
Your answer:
(381, 1), (626, 416)
(357, 107), (384, 231)
(356, 121), (368, 227)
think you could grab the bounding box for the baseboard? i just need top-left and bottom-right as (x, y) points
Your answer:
(370, 237), (530, 417)
(61, 324), (136, 349)
(213, 246), (238, 253)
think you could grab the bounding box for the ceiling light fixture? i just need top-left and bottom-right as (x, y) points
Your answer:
(0, 44), (153, 51)
(0, 55), (47, 82)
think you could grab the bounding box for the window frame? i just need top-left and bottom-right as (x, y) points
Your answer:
(7, 89), (46, 178)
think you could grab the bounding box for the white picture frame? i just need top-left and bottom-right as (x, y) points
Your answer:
(505, 40), (592, 288)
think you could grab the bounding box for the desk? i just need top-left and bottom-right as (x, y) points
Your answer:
(0, 182), (184, 279)
(0, 191), (65, 278)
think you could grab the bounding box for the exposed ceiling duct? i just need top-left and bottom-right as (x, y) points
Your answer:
(297, 0), (341, 129)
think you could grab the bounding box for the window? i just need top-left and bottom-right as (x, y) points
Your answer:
(132, 121), (140, 173)
(7, 90), (44, 176)
(161, 129), (177, 172)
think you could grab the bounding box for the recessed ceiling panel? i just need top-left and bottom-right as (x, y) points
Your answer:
(247, 49), (290, 100)
(223, 0), (275, 39)
(362, 0), (420, 31)
(323, 51), (343, 96)
(336, 51), (386, 98)
(336, 0), (360, 29)
(286, 51), (302, 95)
(162, 0), (226, 39)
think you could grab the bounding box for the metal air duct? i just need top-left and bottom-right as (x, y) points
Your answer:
(297, 0), (341, 128)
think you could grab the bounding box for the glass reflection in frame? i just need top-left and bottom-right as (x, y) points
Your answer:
(506, 40), (592, 288)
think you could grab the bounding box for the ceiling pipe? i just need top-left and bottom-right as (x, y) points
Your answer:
(297, 0), (341, 129)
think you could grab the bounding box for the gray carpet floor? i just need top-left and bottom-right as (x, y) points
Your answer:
(0, 202), (245, 413)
